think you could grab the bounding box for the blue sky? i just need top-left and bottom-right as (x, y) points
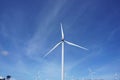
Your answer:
(0, 0), (120, 80)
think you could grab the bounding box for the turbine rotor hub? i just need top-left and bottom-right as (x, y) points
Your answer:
(62, 39), (64, 42)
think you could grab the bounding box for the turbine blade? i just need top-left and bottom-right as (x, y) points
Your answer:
(44, 41), (62, 57)
(60, 23), (64, 40)
(65, 40), (88, 50)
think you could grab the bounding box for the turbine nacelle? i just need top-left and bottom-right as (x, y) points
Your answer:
(61, 39), (64, 42)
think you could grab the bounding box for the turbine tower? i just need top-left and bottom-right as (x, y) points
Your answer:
(44, 23), (88, 80)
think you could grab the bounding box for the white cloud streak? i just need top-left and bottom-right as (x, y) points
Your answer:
(1, 50), (9, 56)
(24, 1), (67, 62)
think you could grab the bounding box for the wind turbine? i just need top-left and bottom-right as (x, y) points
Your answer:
(114, 73), (119, 80)
(35, 71), (41, 80)
(44, 23), (88, 80)
(88, 68), (95, 80)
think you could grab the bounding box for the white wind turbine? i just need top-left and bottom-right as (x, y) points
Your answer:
(35, 71), (41, 80)
(114, 73), (119, 80)
(88, 68), (95, 80)
(44, 23), (88, 80)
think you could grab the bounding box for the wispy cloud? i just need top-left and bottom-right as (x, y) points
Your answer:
(65, 44), (103, 72)
(0, 50), (9, 56)
(0, 46), (9, 56)
(24, 1), (67, 62)
(34, 62), (61, 80)
(107, 27), (120, 41)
